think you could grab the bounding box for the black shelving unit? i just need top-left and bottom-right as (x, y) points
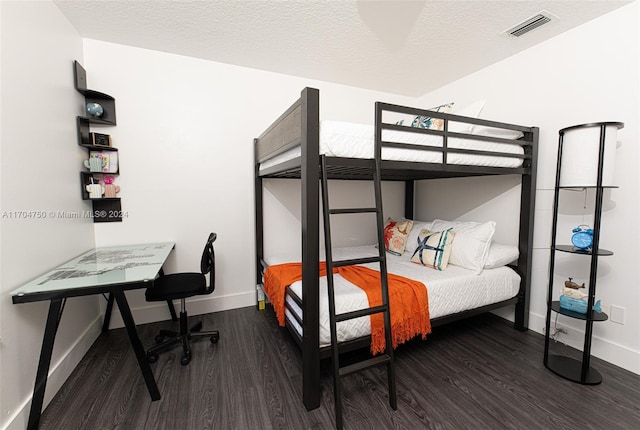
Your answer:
(74, 61), (122, 223)
(543, 121), (623, 385)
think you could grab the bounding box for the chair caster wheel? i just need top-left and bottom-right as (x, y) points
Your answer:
(210, 333), (219, 344)
(155, 335), (164, 344)
(181, 355), (191, 366)
(147, 352), (159, 364)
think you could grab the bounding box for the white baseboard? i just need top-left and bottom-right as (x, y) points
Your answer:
(105, 291), (257, 329)
(527, 311), (640, 375)
(2, 316), (103, 430)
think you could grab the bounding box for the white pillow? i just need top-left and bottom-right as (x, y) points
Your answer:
(449, 100), (485, 133)
(472, 125), (524, 140)
(405, 220), (433, 253)
(430, 219), (496, 274)
(453, 100), (485, 117)
(484, 242), (519, 269)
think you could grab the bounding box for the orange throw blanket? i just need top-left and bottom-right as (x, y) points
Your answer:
(263, 262), (431, 354)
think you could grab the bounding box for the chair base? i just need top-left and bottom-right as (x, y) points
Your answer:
(147, 310), (219, 366)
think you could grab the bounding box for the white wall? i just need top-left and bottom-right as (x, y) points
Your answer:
(81, 40), (415, 327)
(0, 2), (99, 429)
(415, 3), (639, 374)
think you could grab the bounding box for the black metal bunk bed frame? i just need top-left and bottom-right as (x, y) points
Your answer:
(254, 87), (539, 411)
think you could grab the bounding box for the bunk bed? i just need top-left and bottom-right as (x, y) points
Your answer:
(254, 87), (538, 411)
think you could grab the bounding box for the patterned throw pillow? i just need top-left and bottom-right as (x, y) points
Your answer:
(411, 103), (454, 131)
(410, 228), (455, 270)
(383, 218), (413, 256)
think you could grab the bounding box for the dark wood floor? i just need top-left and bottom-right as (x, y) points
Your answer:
(40, 306), (640, 429)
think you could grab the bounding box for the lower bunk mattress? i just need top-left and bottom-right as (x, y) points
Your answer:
(265, 245), (520, 348)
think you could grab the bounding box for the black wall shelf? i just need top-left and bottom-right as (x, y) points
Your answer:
(74, 60), (122, 223)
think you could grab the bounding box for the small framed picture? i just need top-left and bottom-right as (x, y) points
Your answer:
(90, 132), (112, 147)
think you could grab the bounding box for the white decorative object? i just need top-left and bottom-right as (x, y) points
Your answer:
(86, 183), (104, 199)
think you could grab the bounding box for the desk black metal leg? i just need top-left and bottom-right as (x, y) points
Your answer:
(102, 293), (115, 333)
(27, 299), (64, 430)
(167, 300), (178, 321)
(113, 291), (161, 401)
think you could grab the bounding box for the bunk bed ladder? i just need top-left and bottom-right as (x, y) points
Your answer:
(320, 154), (397, 430)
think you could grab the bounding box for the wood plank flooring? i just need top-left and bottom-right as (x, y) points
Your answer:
(39, 306), (640, 429)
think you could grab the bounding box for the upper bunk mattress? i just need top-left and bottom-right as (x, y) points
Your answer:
(265, 245), (520, 347)
(259, 120), (525, 172)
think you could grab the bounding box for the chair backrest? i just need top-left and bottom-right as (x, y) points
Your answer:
(200, 232), (217, 294)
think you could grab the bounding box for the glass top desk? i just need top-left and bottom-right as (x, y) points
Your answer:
(11, 242), (175, 430)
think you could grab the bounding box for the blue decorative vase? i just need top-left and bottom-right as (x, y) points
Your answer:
(87, 102), (104, 118)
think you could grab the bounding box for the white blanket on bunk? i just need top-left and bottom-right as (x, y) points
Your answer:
(265, 245), (520, 347)
(259, 120), (525, 171)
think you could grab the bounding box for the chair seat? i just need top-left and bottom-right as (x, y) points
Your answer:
(145, 272), (207, 302)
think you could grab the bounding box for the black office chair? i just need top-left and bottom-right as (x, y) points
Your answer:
(146, 233), (220, 365)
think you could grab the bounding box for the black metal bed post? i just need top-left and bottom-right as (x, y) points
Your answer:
(404, 180), (415, 220)
(300, 87), (321, 411)
(515, 126), (539, 331)
(254, 139), (264, 289)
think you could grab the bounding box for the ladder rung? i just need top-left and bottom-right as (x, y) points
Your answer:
(329, 207), (378, 215)
(339, 354), (392, 377)
(332, 256), (382, 267)
(336, 305), (388, 322)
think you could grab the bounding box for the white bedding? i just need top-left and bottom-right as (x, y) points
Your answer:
(266, 245), (520, 348)
(259, 120), (525, 172)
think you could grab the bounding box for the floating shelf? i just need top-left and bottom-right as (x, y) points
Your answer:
(550, 301), (608, 321)
(78, 115), (116, 126)
(553, 245), (613, 256)
(558, 185), (618, 190)
(79, 144), (118, 152)
(91, 199), (122, 223)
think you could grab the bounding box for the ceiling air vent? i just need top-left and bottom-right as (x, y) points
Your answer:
(502, 10), (557, 37)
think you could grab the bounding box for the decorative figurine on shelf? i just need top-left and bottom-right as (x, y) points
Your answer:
(563, 277), (587, 300)
(564, 277), (585, 290)
(571, 225), (594, 250)
(559, 295), (602, 314)
(103, 176), (120, 198)
(86, 102), (104, 118)
(86, 179), (104, 199)
(560, 277), (601, 314)
(84, 157), (106, 173)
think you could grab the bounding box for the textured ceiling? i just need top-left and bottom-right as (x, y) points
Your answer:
(53, 0), (632, 97)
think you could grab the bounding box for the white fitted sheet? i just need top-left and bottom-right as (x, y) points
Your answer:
(259, 120), (524, 171)
(266, 245), (520, 347)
